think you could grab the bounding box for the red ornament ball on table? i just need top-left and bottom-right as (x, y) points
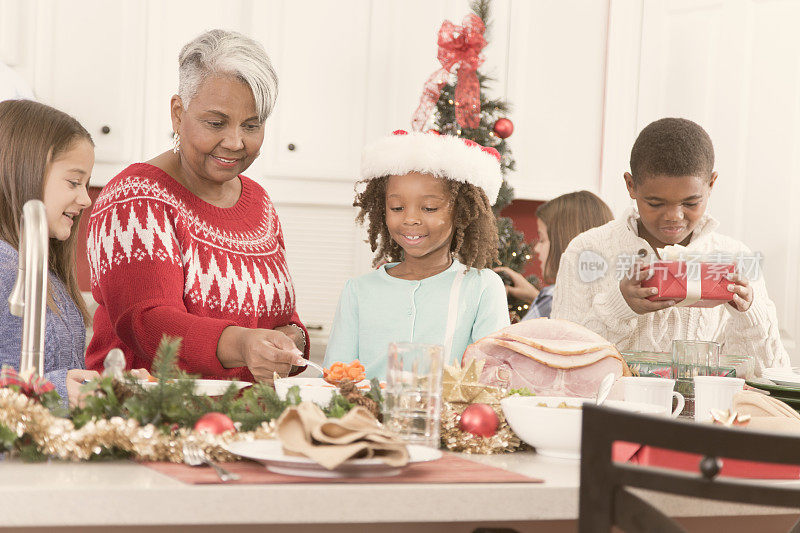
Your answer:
(194, 412), (236, 435)
(458, 403), (500, 437)
(493, 118), (514, 139)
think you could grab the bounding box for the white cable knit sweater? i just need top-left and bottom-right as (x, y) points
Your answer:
(551, 208), (790, 376)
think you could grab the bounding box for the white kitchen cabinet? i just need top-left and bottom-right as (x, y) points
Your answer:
(504, 0), (609, 201)
(246, 0), (371, 183)
(0, 0), (25, 67)
(32, 0), (146, 183)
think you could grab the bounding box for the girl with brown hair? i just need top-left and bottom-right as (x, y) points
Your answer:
(0, 98), (99, 405)
(324, 130), (510, 378)
(495, 190), (613, 319)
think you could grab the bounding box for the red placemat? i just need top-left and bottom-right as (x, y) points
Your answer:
(141, 452), (542, 485)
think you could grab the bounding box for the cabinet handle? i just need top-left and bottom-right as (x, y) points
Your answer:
(101, 125), (111, 134)
(287, 143), (296, 151)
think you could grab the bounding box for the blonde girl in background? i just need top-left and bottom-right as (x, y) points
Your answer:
(495, 190), (613, 320)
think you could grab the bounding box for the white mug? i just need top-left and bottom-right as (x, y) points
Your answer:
(693, 376), (745, 422)
(620, 377), (685, 418)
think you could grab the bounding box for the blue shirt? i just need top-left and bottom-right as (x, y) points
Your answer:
(324, 259), (510, 379)
(522, 284), (554, 320)
(0, 240), (86, 401)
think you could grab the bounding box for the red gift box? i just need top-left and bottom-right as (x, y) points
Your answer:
(640, 261), (734, 308)
(612, 441), (800, 479)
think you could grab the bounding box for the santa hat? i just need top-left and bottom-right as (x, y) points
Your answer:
(360, 130), (503, 203)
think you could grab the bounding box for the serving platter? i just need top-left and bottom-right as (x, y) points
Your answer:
(139, 379), (251, 396)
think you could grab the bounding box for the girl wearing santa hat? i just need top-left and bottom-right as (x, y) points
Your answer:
(324, 130), (510, 379)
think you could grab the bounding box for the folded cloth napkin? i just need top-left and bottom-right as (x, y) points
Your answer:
(275, 402), (409, 470)
(731, 391), (800, 433)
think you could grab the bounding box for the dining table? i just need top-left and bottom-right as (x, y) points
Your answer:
(1, 450), (798, 532)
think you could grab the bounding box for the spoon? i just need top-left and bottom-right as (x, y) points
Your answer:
(595, 373), (616, 406)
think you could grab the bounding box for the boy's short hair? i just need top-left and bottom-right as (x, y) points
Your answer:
(629, 117), (714, 184)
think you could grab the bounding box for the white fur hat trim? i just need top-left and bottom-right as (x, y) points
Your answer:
(360, 130), (503, 203)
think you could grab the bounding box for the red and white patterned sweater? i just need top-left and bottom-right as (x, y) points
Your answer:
(85, 163), (308, 380)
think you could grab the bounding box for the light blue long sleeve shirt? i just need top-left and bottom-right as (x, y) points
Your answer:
(0, 240), (86, 401)
(324, 260), (510, 379)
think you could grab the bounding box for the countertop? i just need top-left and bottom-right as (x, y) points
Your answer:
(1, 451), (798, 530)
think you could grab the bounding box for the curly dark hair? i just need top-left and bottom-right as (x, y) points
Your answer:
(630, 117), (714, 185)
(354, 175), (499, 270)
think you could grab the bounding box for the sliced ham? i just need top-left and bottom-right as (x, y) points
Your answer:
(463, 318), (630, 398)
(489, 333), (615, 356)
(488, 339), (621, 369)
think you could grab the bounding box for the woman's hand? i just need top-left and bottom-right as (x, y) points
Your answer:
(726, 272), (753, 312)
(493, 266), (539, 302)
(620, 263), (676, 315)
(65, 369), (100, 407)
(217, 326), (304, 384)
(274, 324), (305, 352)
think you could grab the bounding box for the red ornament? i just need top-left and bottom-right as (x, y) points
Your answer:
(493, 118), (514, 139)
(459, 403), (499, 438)
(194, 412), (236, 435)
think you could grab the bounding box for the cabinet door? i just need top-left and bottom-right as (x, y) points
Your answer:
(141, 0), (252, 161)
(248, 0), (371, 182)
(504, 0), (609, 201)
(0, 0), (35, 98)
(32, 0), (146, 183)
(637, 0), (800, 361)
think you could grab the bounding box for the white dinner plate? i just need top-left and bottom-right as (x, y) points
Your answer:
(138, 379), (251, 396)
(224, 439), (441, 478)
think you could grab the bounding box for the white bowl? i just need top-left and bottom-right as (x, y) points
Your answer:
(500, 395), (666, 459)
(274, 377), (371, 407)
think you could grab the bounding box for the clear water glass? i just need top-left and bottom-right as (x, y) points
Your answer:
(671, 340), (720, 417)
(383, 342), (444, 448)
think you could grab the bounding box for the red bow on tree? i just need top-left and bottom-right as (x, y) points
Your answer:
(0, 366), (55, 398)
(412, 14), (487, 131)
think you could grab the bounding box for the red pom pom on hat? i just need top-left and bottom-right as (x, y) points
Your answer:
(361, 130), (503, 203)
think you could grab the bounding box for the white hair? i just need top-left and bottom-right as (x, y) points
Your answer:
(178, 29), (278, 122)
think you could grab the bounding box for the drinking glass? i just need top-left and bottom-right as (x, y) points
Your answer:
(671, 340), (720, 418)
(383, 342), (444, 448)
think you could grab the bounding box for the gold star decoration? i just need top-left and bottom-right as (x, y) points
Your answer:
(442, 358), (502, 405)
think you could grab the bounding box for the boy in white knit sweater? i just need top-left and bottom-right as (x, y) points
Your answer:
(552, 118), (790, 375)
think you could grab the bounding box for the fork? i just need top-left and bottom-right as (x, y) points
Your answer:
(296, 358), (325, 375)
(182, 443), (240, 482)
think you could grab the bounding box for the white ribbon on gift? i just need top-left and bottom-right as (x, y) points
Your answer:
(657, 244), (701, 307)
(675, 275), (702, 307)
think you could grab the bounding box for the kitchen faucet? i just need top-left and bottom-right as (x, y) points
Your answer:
(7, 199), (49, 377)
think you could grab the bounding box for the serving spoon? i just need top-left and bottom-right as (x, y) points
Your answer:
(595, 373), (616, 406)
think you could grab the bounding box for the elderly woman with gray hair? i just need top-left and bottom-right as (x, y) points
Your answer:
(85, 30), (309, 383)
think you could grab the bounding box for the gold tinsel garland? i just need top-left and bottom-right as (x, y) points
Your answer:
(439, 358), (524, 454)
(0, 389), (273, 462)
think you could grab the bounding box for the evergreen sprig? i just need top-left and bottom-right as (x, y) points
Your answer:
(71, 335), (378, 434)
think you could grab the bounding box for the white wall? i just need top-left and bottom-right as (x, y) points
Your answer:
(1, 0), (797, 363)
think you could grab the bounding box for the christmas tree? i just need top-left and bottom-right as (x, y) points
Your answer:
(413, 0), (536, 322)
